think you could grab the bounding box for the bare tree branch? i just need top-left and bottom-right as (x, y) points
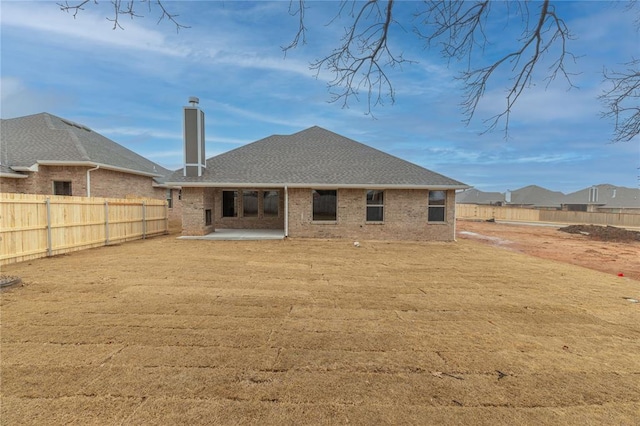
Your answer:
(601, 59), (640, 142)
(301, 0), (412, 115)
(56, 0), (640, 141)
(416, 0), (577, 137)
(57, 0), (188, 32)
(282, 0), (307, 53)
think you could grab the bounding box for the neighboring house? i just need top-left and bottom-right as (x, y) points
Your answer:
(457, 184), (640, 214)
(456, 188), (505, 205)
(507, 185), (565, 209)
(165, 100), (469, 241)
(562, 184), (640, 213)
(0, 113), (181, 217)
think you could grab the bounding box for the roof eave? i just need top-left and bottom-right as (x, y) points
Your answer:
(165, 181), (470, 190)
(0, 171), (29, 179)
(35, 161), (164, 178)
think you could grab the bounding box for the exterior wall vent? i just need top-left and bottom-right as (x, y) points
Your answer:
(183, 97), (205, 177)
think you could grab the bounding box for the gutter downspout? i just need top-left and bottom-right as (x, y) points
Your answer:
(284, 185), (289, 237)
(87, 165), (100, 197)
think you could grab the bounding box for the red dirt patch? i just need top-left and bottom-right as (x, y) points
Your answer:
(457, 220), (640, 281)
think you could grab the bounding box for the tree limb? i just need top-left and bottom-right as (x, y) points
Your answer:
(57, 0), (188, 31)
(601, 59), (640, 142)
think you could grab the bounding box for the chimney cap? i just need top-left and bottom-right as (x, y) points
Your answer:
(188, 96), (200, 106)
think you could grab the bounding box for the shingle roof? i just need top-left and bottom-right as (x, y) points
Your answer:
(167, 126), (468, 188)
(1, 113), (168, 177)
(508, 185), (564, 207)
(564, 184), (640, 208)
(456, 188), (504, 204)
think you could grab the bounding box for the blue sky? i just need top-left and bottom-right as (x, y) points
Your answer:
(1, 0), (639, 193)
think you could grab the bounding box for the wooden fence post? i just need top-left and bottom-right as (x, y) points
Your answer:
(104, 201), (110, 245)
(142, 201), (147, 239)
(45, 197), (52, 257)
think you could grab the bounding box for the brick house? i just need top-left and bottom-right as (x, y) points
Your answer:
(166, 100), (468, 241)
(0, 113), (181, 219)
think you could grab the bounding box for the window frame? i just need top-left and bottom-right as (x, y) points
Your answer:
(312, 189), (338, 222)
(53, 181), (72, 196)
(263, 190), (279, 218)
(365, 189), (384, 222)
(428, 190), (447, 223)
(222, 190), (238, 218)
(242, 190), (259, 218)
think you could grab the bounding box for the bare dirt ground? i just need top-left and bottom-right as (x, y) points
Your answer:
(1, 226), (639, 425)
(457, 220), (640, 282)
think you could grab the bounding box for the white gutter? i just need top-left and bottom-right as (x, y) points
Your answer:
(0, 171), (28, 179)
(164, 182), (471, 190)
(35, 161), (164, 178)
(284, 185), (289, 237)
(86, 165), (100, 197)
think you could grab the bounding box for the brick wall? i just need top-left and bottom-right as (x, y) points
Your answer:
(287, 188), (456, 241)
(180, 186), (457, 241)
(3, 166), (166, 199)
(181, 187), (215, 236)
(0, 178), (19, 193)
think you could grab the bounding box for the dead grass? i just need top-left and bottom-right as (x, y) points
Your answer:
(1, 234), (639, 425)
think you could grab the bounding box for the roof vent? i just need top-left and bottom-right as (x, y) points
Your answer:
(188, 96), (199, 106)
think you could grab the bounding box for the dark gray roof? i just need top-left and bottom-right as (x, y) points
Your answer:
(456, 188), (504, 204)
(1, 113), (168, 177)
(167, 126), (467, 188)
(564, 184), (640, 208)
(508, 185), (564, 207)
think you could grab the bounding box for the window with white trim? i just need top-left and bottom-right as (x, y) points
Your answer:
(428, 190), (446, 222)
(366, 190), (384, 222)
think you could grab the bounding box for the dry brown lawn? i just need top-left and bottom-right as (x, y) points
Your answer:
(1, 230), (639, 425)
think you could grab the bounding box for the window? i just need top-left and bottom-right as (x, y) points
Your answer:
(263, 190), (279, 218)
(312, 189), (337, 221)
(166, 189), (173, 209)
(53, 181), (72, 196)
(366, 190), (384, 222)
(205, 209), (212, 226)
(222, 190), (237, 217)
(243, 190), (258, 218)
(428, 190), (446, 222)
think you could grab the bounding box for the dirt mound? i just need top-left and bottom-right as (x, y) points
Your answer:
(558, 224), (640, 242)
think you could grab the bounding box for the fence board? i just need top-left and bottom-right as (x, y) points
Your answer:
(456, 204), (640, 228)
(0, 193), (168, 265)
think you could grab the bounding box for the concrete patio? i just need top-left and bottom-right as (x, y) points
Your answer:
(177, 228), (285, 241)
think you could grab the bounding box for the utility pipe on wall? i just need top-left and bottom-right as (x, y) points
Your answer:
(86, 165), (100, 197)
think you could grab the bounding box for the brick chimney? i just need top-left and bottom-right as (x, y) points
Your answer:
(183, 96), (205, 177)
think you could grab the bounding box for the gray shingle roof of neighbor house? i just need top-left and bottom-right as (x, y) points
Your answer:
(0, 113), (169, 178)
(166, 126), (469, 189)
(456, 188), (504, 204)
(564, 184), (640, 208)
(508, 185), (565, 207)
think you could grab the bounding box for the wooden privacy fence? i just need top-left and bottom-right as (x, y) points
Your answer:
(456, 204), (640, 228)
(0, 193), (168, 265)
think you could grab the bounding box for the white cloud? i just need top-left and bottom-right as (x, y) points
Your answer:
(0, 77), (70, 118)
(95, 126), (181, 140)
(0, 2), (187, 56)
